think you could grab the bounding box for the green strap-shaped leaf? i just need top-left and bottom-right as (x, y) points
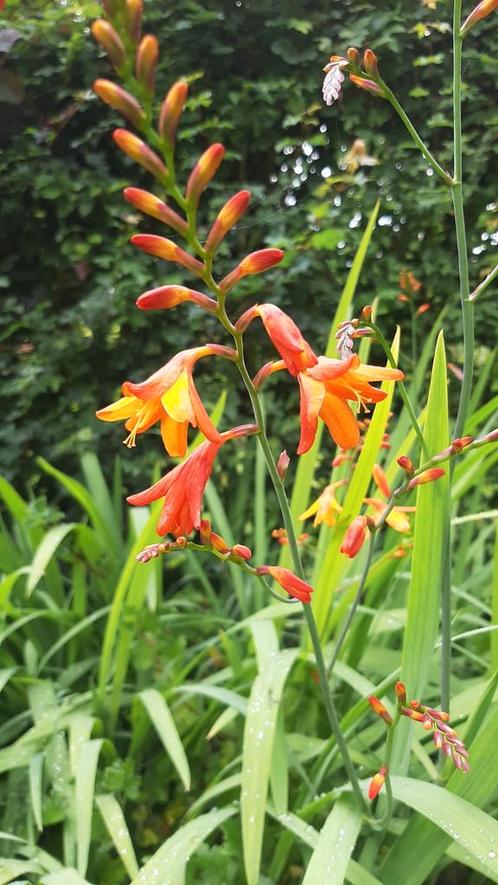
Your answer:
(241, 621), (297, 885)
(391, 331), (450, 774)
(26, 523), (75, 596)
(96, 794), (139, 880)
(302, 794), (363, 884)
(140, 688), (191, 791)
(131, 806), (235, 885)
(75, 739), (103, 877)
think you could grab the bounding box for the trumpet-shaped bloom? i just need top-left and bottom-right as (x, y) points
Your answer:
(127, 424), (257, 537)
(96, 345), (235, 456)
(364, 463), (415, 534)
(236, 303), (317, 376)
(299, 480), (346, 527)
(298, 354), (404, 453)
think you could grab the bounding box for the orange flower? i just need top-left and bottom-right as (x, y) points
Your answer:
(364, 464), (415, 534)
(235, 304), (317, 376)
(127, 424), (257, 537)
(299, 480), (346, 527)
(298, 354), (404, 453)
(256, 565), (314, 603)
(368, 767), (387, 801)
(96, 345), (235, 456)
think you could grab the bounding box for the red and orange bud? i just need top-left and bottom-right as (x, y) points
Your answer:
(210, 531), (231, 554)
(123, 187), (188, 235)
(220, 249), (285, 292)
(256, 566), (314, 604)
(176, 536), (188, 548)
(461, 0), (498, 36)
(401, 707), (425, 722)
(136, 35), (159, 93)
(367, 695), (393, 725)
(452, 435), (473, 452)
(361, 304), (373, 322)
(186, 144), (225, 206)
(397, 455), (414, 475)
(395, 681), (407, 705)
(205, 190), (251, 253)
(113, 129), (168, 181)
(346, 47), (360, 65)
(372, 464), (391, 499)
(159, 80), (189, 145)
(340, 515), (369, 558)
(363, 49), (379, 78)
(252, 360), (286, 389)
(131, 234), (204, 276)
(125, 0), (143, 43)
(136, 284), (217, 313)
(231, 544), (252, 560)
(349, 75), (384, 97)
(368, 767), (387, 801)
(91, 20), (126, 69)
(93, 80), (145, 128)
(416, 303), (431, 316)
(277, 450), (290, 481)
(407, 467), (445, 489)
(199, 518), (212, 546)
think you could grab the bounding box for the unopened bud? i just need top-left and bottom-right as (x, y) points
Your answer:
(461, 0), (498, 36)
(125, 0), (143, 43)
(210, 531), (231, 554)
(231, 544), (252, 560)
(340, 515), (369, 558)
(397, 455), (414, 475)
(363, 49), (379, 78)
(349, 75), (384, 97)
(131, 234), (204, 276)
(367, 695), (393, 725)
(113, 129), (168, 181)
(175, 536), (187, 548)
(123, 187), (187, 235)
(395, 681), (407, 705)
(159, 80), (189, 146)
(277, 450), (290, 481)
(368, 767), (387, 801)
(205, 190), (251, 253)
(219, 249), (285, 292)
(186, 144), (225, 206)
(91, 19), (126, 69)
(361, 304), (373, 322)
(136, 284), (217, 313)
(473, 428), (498, 447)
(407, 467), (445, 489)
(93, 80), (145, 128)
(346, 47), (360, 65)
(199, 519), (212, 546)
(136, 35), (159, 93)
(372, 464), (391, 498)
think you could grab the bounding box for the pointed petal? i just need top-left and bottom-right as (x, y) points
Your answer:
(188, 376), (222, 442)
(386, 508), (412, 534)
(297, 373), (325, 455)
(319, 393), (360, 450)
(96, 396), (137, 421)
(161, 369), (196, 423)
(160, 414), (188, 457)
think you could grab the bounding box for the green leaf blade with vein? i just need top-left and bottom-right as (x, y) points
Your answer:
(302, 794), (362, 885)
(139, 688), (191, 791)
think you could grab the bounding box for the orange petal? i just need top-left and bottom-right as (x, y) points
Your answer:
(319, 393), (360, 450)
(297, 373), (325, 455)
(96, 395), (137, 422)
(160, 414), (188, 457)
(386, 508), (411, 534)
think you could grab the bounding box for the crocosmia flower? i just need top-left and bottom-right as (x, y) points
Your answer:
(299, 480), (346, 527)
(127, 424), (257, 537)
(256, 565), (314, 603)
(96, 345), (235, 456)
(236, 303), (317, 375)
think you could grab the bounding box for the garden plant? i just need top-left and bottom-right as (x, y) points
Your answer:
(0, 0), (497, 883)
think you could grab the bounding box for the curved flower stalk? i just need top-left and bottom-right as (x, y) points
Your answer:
(90, 0), (411, 817)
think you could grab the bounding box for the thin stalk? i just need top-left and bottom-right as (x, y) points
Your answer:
(381, 83), (453, 186)
(469, 263), (498, 302)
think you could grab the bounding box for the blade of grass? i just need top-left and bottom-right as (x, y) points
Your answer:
(26, 524), (75, 597)
(139, 688), (191, 791)
(96, 793), (139, 880)
(302, 795), (362, 885)
(75, 739), (102, 877)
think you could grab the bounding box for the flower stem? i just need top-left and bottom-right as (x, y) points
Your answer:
(469, 263), (498, 302)
(381, 83), (453, 186)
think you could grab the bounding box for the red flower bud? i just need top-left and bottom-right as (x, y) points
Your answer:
(363, 49), (379, 77)
(397, 455), (414, 475)
(349, 75), (384, 97)
(407, 468), (445, 489)
(340, 516), (368, 558)
(372, 464), (391, 498)
(186, 144), (225, 206)
(125, 0), (143, 43)
(368, 767), (387, 801)
(256, 566), (314, 604)
(277, 450), (290, 481)
(346, 47), (360, 64)
(367, 695), (393, 725)
(93, 80), (145, 129)
(461, 0), (498, 36)
(91, 19), (126, 69)
(159, 80), (188, 146)
(395, 681), (407, 704)
(136, 34), (159, 93)
(123, 187), (187, 235)
(131, 234), (204, 276)
(361, 304), (373, 322)
(199, 519), (212, 546)
(136, 285), (217, 313)
(205, 190), (251, 253)
(113, 129), (168, 181)
(219, 249), (285, 292)
(231, 544), (252, 560)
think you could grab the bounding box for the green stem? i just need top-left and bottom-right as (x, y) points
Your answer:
(469, 263), (498, 302)
(381, 83), (453, 186)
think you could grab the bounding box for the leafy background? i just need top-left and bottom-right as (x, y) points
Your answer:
(1, 0), (496, 491)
